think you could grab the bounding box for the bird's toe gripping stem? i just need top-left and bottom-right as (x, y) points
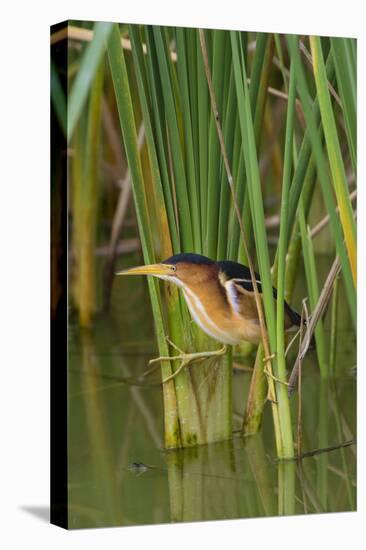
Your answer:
(149, 336), (227, 384)
(261, 352), (289, 404)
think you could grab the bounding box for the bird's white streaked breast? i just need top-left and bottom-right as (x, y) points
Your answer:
(182, 287), (240, 345)
(153, 274), (240, 344)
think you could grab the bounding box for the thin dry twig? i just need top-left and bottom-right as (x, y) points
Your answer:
(274, 439), (356, 462)
(260, 101), (286, 182)
(102, 96), (126, 175)
(233, 362), (254, 373)
(299, 40), (342, 108)
(51, 24), (177, 60)
(297, 439), (355, 459)
(274, 41), (341, 118)
(246, 77), (305, 126)
(96, 239), (140, 256)
(53, 25), (305, 114)
(310, 189), (357, 239)
(103, 125), (145, 310)
(288, 255), (342, 394)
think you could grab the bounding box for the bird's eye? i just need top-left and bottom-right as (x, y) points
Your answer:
(170, 265), (177, 272)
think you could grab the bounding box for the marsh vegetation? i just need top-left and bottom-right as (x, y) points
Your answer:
(51, 22), (356, 523)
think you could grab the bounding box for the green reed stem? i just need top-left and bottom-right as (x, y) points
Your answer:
(107, 24), (181, 448)
(275, 61), (297, 455)
(310, 36), (356, 286)
(68, 22), (113, 142)
(287, 35), (356, 327)
(77, 59), (104, 327)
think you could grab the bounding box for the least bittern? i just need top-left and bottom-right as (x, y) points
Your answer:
(116, 253), (304, 380)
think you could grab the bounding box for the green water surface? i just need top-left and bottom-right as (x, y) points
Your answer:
(67, 254), (356, 528)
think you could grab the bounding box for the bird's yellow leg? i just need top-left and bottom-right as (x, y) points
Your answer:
(148, 337), (227, 384)
(261, 352), (287, 405)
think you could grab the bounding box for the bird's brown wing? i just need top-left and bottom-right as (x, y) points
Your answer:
(223, 278), (260, 322)
(226, 279), (301, 330)
(218, 260), (302, 328)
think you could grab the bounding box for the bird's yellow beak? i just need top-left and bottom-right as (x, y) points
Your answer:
(115, 263), (174, 277)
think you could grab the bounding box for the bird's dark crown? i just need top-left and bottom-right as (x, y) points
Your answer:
(162, 253), (215, 266)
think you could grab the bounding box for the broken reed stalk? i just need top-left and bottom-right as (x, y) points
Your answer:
(288, 256), (342, 394)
